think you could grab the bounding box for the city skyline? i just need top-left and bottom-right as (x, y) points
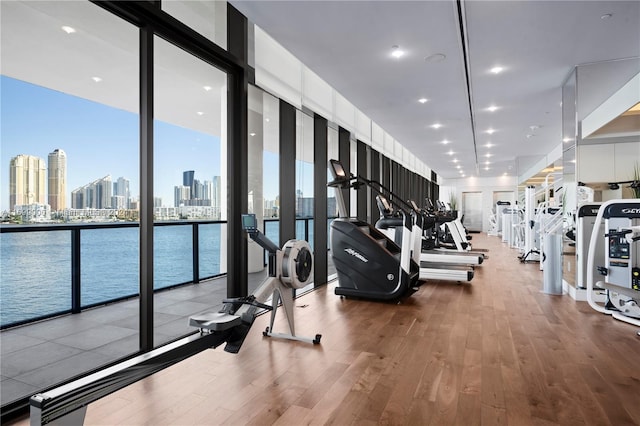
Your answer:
(1, 75), (223, 212)
(2, 75), (312, 213)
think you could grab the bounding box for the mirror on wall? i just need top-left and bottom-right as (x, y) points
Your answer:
(561, 69), (577, 288)
(562, 58), (640, 291)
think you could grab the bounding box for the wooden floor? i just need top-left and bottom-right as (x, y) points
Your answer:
(12, 233), (640, 425)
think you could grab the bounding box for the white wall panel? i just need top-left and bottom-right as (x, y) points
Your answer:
(372, 122), (384, 151)
(302, 66), (332, 120)
(334, 92), (355, 130)
(383, 132), (394, 159)
(394, 140), (403, 162)
(614, 141), (640, 181)
(355, 108), (371, 144)
(254, 26), (302, 109)
(578, 144), (615, 182)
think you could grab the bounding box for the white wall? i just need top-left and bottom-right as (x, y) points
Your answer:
(578, 140), (640, 183)
(252, 24), (432, 181)
(440, 175), (518, 232)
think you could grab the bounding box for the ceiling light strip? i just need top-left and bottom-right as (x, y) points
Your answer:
(454, 0), (479, 175)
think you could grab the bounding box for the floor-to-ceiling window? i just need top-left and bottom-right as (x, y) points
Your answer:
(0, 0), (139, 407)
(295, 111), (314, 294)
(152, 36), (228, 345)
(248, 86), (280, 289)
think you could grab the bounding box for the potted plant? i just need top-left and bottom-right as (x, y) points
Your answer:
(632, 162), (640, 198)
(449, 192), (458, 217)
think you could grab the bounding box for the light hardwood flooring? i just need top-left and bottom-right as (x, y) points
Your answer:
(11, 233), (640, 425)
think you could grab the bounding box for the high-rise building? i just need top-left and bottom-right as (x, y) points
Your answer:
(9, 154), (47, 211)
(212, 176), (222, 210)
(70, 175), (113, 209)
(193, 179), (204, 201)
(47, 149), (67, 211)
(113, 177), (130, 209)
(183, 170), (195, 189)
(174, 185), (191, 207)
(203, 180), (213, 206)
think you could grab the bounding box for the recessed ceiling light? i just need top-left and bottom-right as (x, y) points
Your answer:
(461, 174), (466, 178)
(391, 45), (405, 59)
(486, 105), (499, 112)
(484, 167), (490, 171)
(490, 66), (504, 74)
(452, 158), (459, 163)
(425, 53), (446, 63)
(485, 142), (494, 148)
(203, 85), (212, 91)
(563, 137), (572, 143)
(447, 150), (454, 155)
(61, 26), (76, 34)
(265, 118), (270, 122)
(197, 111), (204, 116)
(431, 123), (442, 129)
(441, 139), (450, 145)
(503, 172), (508, 176)
(91, 77), (102, 83)
(456, 165), (461, 169)
(485, 153), (492, 157)
(486, 128), (496, 135)
(601, 13), (613, 20)
(249, 132), (256, 137)
(485, 161), (491, 165)
(418, 98), (428, 104)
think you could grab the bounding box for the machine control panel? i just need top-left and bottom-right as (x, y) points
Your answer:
(609, 231), (630, 260)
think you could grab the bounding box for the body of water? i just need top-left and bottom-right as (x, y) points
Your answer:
(0, 224), (223, 326)
(0, 219), (321, 327)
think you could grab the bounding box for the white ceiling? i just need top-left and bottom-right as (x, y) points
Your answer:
(2, 1), (638, 183)
(230, 0), (640, 180)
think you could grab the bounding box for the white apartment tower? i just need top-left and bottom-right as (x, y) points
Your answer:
(47, 149), (67, 211)
(9, 154), (47, 211)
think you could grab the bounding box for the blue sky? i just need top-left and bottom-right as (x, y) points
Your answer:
(1, 76), (223, 211)
(1, 75), (312, 212)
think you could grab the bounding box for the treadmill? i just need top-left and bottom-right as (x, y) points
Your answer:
(373, 194), (475, 283)
(408, 199), (483, 266)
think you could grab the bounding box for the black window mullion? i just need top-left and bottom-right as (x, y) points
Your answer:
(313, 114), (328, 287)
(279, 100), (296, 243)
(139, 25), (154, 352)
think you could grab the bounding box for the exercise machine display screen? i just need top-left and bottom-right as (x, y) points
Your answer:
(242, 214), (257, 231)
(609, 233), (630, 260)
(329, 159), (346, 179)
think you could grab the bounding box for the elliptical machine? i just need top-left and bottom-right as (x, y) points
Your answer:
(189, 213), (321, 350)
(328, 159), (420, 301)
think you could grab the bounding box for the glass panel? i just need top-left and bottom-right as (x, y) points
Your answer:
(162, 0), (227, 50)
(199, 223), (223, 279)
(248, 86), (279, 276)
(0, 0), (138, 406)
(1, 231), (70, 325)
(295, 111), (314, 295)
(82, 227), (138, 305)
(327, 128), (339, 220)
(350, 139), (358, 217)
(153, 36), (227, 345)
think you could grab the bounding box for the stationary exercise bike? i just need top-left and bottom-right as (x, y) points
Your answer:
(189, 214), (321, 352)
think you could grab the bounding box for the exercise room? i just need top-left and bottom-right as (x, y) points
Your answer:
(1, 1), (639, 425)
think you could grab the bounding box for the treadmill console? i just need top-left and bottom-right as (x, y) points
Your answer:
(329, 159), (346, 180)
